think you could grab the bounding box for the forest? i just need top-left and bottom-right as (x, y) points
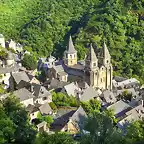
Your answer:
(0, 0), (144, 83)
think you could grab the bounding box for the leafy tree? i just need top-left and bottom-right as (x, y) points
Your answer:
(22, 54), (37, 70)
(81, 99), (101, 114)
(81, 112), (124, 144)
(52, 92), (79, 107)
(34, 132), (76, 144)
(0, 95), (37, 144)
(125, 121), (144, 144)
(37, 112), (53, 127)
(49, 102), (57, 112)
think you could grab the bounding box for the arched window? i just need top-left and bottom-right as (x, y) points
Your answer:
(70, 54), (72, 58)
(101, 78), (103, 83)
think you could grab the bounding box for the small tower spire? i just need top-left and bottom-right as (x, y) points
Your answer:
(102, 41), (111, 59)
(86, 43), (98, 62)
(67, 35), (77, 53)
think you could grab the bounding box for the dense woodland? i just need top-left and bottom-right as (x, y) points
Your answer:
(0, 0), (144, 83)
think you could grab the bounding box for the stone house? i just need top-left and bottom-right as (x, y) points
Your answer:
(49, 65), (68, 82)
(11, 71), (30, 90)
(51, 106), (87, 134)
(30, 83), (52, 104)
(13, 88), (34, 107)
(36, 121), (49, 132)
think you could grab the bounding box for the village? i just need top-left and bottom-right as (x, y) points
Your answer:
(0, 33), (144, 135)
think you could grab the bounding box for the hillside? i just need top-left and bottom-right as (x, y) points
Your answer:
(0, 0), (144, 83)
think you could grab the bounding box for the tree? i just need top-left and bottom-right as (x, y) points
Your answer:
(37, 112), (53, 127)
(81, 112), (124, 144)
(49, 102), (57, 112)
(52, 92), (79, 107)
(81, 99), (101, 114)
(0, 95), (37, 144)
(34, 132), (76, 144)
(125, 121), (144, 144)
(22, 54), (37, 70)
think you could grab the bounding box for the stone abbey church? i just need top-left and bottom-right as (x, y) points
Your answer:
(63, 36), (113, 90)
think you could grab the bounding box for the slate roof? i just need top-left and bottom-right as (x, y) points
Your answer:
(102, 90), (116, 103)
(76, 81), (89, 90)
(26, 104), (39, 113)
(118, 104), (144, 128)
(58, 71), (68, 76)
(39, 102), (52, 115)
(63, 82), (80, 97)
(66, 35), (77, 54)
(70, 106), (87, 130)
(107, 100), (131, 115)
(48, 79), (69, 89)
(12, 71), (30, 84)
(53, 65), (64, 73)
(80, 87), (99, 102)
(13, 88), (34, 101)
(51, 106), (87, 131)
(31, 83), (51, 98)
(0, 64), (20, 74)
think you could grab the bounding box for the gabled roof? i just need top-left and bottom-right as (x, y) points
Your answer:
(48, 79), (69, 89)
(85, 44), (98, 62)
(0, 64), (20, 74)
(70, 106), (87, 130)
(12, 71), (30, 84)
(102, 90), (116, 103)
(63, 82), (80, 97)
(13, 88), (34, 101)
(80, 87), (99, 102)
(51, 106), (87, 131)
(31, 83), (51, 98)
(39, 102), (52, 115)
(107, 100), (131, 115)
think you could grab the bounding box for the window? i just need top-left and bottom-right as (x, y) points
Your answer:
(71, 60), (73, 64)
(70, 54), (72, 58)
(95, 72), (97, 75)
(101, 78), (103, 83)
(42, 97), (47, 101)
(93, 63), (96, 67)
(106, 60), (109, 64)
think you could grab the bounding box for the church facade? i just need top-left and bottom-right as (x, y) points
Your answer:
(63, 36), (113, 90)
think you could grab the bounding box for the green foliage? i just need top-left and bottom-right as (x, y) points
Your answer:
(52, 92), (79, 107)
(22, 54), (37, 70)
(102, 109), (118, 124)
(0, 0), (144, 82)
(81, 99), (101, 114)
(0, 46), (8, 60)
(37, 112), (53, 127)
(125, 121), (144, 144)
(34, 132), (76, 144)
(0, 84), (6, 95)
(81, 112), (124, 144)
(0, 95), (36, 144)
(49, 102), (57, 112)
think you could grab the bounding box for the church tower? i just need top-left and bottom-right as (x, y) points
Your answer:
(84, 44), (99, 87)
(100, 42), (113, 90)
(64, 36), (77, 66)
